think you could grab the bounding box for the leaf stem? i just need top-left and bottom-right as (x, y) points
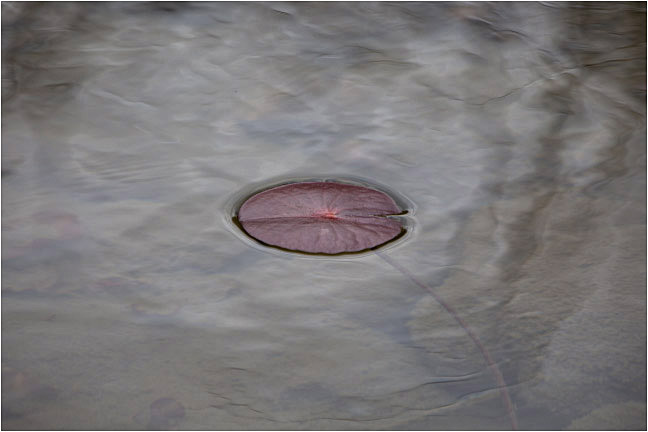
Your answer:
(376, 251), (518, 430)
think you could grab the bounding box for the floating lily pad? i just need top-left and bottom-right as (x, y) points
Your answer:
(237, 182), (404, 254)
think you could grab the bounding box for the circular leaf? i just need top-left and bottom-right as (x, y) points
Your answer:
(237, 182), (404, 254)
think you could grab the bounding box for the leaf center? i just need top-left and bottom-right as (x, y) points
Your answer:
(313, 210), (338, 219)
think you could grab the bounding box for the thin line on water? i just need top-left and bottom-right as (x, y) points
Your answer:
(377, 251), (518, 430)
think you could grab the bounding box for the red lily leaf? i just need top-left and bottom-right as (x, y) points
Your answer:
(238, 182), (403, 254)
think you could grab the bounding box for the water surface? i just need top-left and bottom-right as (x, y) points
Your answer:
(2, 2), (646, 430)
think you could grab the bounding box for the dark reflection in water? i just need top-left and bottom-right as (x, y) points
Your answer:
(2, 2), (645, 430)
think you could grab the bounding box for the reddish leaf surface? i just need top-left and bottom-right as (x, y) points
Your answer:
(238, 182), (403, 254)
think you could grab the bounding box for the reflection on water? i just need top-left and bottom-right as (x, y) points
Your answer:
(2, 2), (646, 430)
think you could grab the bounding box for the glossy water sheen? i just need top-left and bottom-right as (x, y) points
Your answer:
(2, 3), (646, 430)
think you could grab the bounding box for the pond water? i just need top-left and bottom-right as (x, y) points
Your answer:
(2, 2), (646, 430)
